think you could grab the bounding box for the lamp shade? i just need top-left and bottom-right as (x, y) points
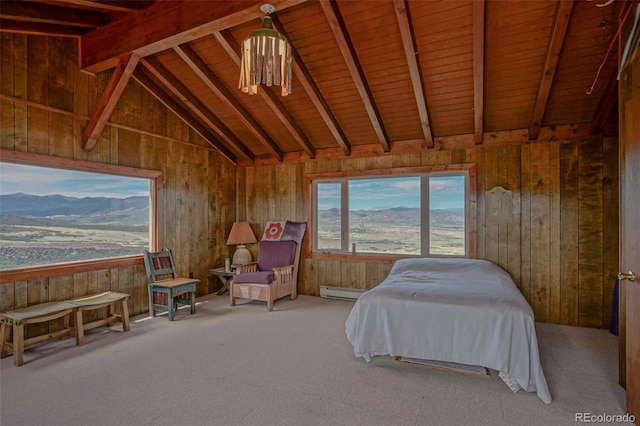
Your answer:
(226, 222), (257, 245)
(238, 5), (292, 96)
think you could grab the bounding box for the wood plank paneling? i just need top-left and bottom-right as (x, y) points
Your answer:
(506, 144), (521, 286)
(26, 35), (49, 155)
(26, 279), (48, 337)
(529, 142), (551, 322)
(1, 34), (235, 325)
(1, 34), (16, 150)
(578, 139), (605, 328)
(484, 147), (499, 264)
(560, 141), (579, 325)
(0, 33), (620, 331)
(238, 137), (618, 329)
(549, 141), (561, 324)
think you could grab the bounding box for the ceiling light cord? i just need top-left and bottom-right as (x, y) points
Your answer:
(587, 2), (634, 94)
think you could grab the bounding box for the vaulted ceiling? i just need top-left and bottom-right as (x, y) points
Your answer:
(0, 0), (631, 165)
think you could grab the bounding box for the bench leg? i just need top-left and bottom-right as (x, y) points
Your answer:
(12, 323), (24, 367)
(74, 309), (85, 346)
(61, 312), (71, 341)
(0, 320), (10, 358)
(120, 300), (131, 331)
(190, 291), (195, 315)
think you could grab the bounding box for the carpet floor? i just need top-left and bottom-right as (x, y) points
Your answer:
(0, 293), (631, 426)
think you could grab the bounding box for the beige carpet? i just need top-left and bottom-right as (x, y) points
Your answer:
(0, 293), (631, 426)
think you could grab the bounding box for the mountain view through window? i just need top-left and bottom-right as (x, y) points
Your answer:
(0, 162), (150, 269)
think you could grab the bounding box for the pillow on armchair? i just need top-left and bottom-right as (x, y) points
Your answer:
(281, 221), (306, 244)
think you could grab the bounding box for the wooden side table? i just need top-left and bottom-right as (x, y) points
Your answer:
(209, 267), (235, 295)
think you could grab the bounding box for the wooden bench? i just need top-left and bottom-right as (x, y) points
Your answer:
(0, 291), (130, 367)
(71, 292), (131, 346)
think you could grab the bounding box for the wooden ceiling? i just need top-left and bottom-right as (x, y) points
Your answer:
(0, 0), (632, 165)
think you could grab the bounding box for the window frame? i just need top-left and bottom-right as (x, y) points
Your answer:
(0, 149), (163, 284)
(305, 164), (477, 262)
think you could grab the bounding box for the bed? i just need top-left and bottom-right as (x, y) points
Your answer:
(345, 257), (551, 404)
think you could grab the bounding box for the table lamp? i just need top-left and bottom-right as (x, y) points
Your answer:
(226, 222), (257, 265)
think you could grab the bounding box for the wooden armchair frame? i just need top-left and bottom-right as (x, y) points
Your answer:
(230, 240), (301, 312)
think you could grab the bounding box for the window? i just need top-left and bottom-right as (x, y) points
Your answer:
(0, 149), (162, 279)
(308, 165), (476, 259)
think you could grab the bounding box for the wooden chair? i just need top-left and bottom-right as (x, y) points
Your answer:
(230, 221), (306, 312)
(143, 249), (199, 321)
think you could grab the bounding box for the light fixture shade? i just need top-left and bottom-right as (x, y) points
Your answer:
(226, 222), (258, 245)
(239, 15), (292, 96)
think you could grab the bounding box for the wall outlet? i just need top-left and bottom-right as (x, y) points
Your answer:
(189, 272), (194, 278)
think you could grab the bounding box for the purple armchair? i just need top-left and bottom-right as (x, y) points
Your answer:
(230, 221), (305, 312)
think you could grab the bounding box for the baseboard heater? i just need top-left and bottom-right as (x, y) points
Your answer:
(319, 286), (365, 301)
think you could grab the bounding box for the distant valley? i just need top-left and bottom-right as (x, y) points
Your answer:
(0, 193), (149, 226)
(0, 194), (465, 269)
(0, 193), (149, 269)
(317, 207), (465, 255)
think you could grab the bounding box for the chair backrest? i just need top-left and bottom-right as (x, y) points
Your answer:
(279, 221), (306, 281)
(256, 240), (297, 271)
(258, 221), (307, 279)
(143, 249), (178, 283)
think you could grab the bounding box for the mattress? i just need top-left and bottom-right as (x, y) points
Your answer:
(345, 257), (551, 404)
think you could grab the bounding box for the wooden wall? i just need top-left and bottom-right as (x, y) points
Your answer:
(0, 33), (621, 331)
(0, 34), (236, 320)
(237, 139), (619, 329)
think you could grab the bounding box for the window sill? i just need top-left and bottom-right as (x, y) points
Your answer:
(0, 256), (144, 284)
(306, 251), (407, 264)
(306, 252), (472, 263)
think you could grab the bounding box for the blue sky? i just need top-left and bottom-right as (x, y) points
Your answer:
(318, 176), (465, 211)
(0, 162), (149, 199)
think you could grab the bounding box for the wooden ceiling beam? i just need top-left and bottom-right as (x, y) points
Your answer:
(0, 20), (86, 37)
(473, 0), (485, 145)
(35, 0), (152, 13)
(263, 17), (352, 156)
(393, 0), (433, 148)
(80, 0), (308, 73)
(132, 66), (239, 165)
(139, 57), (255, 162)
(529, 0), (574, 141)
(83, 52), (139, 152)
(319, 0), (390, 152)
(174, 44), (286, 161)
(0, 1), (110, 28)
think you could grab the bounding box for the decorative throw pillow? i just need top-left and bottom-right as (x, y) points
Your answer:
(262, 221), (286, 241)
(281, 221), (307, 244)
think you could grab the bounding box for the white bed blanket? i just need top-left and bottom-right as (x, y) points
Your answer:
(345, 258), (551, 404)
